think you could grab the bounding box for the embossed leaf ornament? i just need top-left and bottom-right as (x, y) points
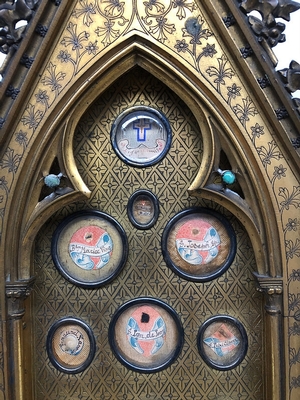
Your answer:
(278, 61), (300, 93)
(0, 0), (40, 49)
(240, 0), (300, 57)
(240, 0), (278, 18)
(248, 14), (285, 46)
(240, 0), (300, 22)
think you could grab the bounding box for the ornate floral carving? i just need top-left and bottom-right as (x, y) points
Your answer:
(291, 135), (300, 149)
(20, 53), (34, 68)
(240, 1), (300, 99)
(41, 62), (65, 96)
(0, 0), (40, 57)
(21, 103), (43, 130)
(278, 60), (300, 93)
(35, 23), (48, 37)
(240, 0), (300, 41)
(250, 15), (285, 47)
(240, 44), (254, 58)
(278, 185), (300, 213)
(223, 14), (236, 28)
(59, 21), (97, 74)
(0, 147), (22, 176)
(233, 96), (258, 127)
(257, 74), (271, 89)
(275, 107), (289, 119)
(5, 84), (20, 99)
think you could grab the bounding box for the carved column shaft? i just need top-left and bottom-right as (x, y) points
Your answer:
(5, 278), (34, 400)
(255, 274), (284, 400)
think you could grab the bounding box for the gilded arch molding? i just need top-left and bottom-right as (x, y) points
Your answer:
(2, 39), (282, 285)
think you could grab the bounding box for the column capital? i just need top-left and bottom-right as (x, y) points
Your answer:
(253, 273), (283, 295)
(253, 273), (283, 315)
(5, 277), (35, 319)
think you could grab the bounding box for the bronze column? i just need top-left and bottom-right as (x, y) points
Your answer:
(6, 279), (34, 400)
(255, 274), (284, 400)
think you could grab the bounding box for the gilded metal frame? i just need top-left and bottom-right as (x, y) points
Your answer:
(1, 42), (283, 400)
(0, 1), (299, 399)
(110, 105), (172, 168)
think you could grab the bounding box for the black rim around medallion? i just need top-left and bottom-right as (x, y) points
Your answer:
(109, 297), (184, 373)
(161, 207), (236, 282)
(47, 317), (96, 374)
(127, 190), (159, 229)
(110, 106), (172, 167)
(197, 315), (248, 370)
(51, 210), (128, 289)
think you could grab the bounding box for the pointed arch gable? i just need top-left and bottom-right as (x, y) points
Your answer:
(1, 37), (283, 283)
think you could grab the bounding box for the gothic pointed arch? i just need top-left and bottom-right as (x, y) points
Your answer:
(2, 35), (283, 283)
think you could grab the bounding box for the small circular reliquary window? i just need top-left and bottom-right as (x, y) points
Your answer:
(110, 106), (172, 167)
